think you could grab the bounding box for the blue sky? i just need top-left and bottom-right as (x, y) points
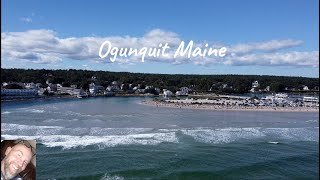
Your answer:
(1, 0), (319, 77)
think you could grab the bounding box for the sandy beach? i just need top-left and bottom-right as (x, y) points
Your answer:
(143, 100), (319, 112)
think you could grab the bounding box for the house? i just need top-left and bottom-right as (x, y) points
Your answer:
(135, 89), (145, 94)
(155, 88), (161, 94)
(106, 85), (121, 92)
(2, 82), (8, 87)
(47, 84), (57, 92)
(265, 86), (270, 92)
(249, 88), (256, 93)
(35, 83), (42, 88)
(71, 89), (87, 97)
(163, 89), (173, 97)
(58, 87), (75, 94)
(252, 81), (259, 88)
(176, 87), (191, 96)
(112, 81), (120, 86)
(89, 83), (105, 94)
(303, 86), (309, 91)
(25, 82), (36, 89)
(222, 84), (228, 89)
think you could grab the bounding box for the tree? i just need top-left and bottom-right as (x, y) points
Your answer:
(270, 82), (285, 92)
(62, 82), (71, 87)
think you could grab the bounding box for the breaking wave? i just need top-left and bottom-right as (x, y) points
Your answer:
(1, 123), (318, 149)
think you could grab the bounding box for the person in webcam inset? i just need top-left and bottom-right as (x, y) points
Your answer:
(1, 140), (36, 180)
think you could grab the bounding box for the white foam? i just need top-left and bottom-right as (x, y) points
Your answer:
(47, 132), (178, 149)
(181, 127), (319, 144)
(43, 118), (79, 123)
(100, 174), (124, 180)
(2, 132), (178, 149)
(268, 141), (279, 144)
(263, 127), (319, 141)
(2, 123), (156, 137)
(1, 111), (11, 114)
(2, 123), (63, 130)
(30, 109), (45, 113)
(181, 127), (265, 144)
(111, 114), (134, 118)
(1, 123), (65, 136)
(306, 119), (318, 123)
(2, 123), (318, 148)
(89, 127), (153, 136)
(65, 111), (103, 118)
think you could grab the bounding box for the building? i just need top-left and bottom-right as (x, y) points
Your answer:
(252, 81), (259, 88)
(176, 87), (191, 96)
(303, 86), (309, 91)
(25, 82), (36, 89)
(89, 83), (105, 94)
(163, 89), (173, 97)
(47, 84), (57, 92)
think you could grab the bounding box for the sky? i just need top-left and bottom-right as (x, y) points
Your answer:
(1, 0), (319, 77)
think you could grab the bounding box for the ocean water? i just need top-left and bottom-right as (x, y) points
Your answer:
(1, 97), (319, 180)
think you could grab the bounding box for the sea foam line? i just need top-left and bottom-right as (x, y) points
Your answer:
(1, 125), (318, 148)
(1, 132), (178, 149)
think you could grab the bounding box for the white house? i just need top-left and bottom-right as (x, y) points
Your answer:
(176, 87), (191, 96)
(163, 89), (173, 97)
(47, 84), (57, 92)
(252, 81), (259, 88)
(89, 83), (105, 94)
(25, 82), (36, 89)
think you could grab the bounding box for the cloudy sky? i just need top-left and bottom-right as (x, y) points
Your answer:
(1, 0), (319, 77)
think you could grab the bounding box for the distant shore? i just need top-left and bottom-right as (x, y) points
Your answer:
(143, 100), (319, 112)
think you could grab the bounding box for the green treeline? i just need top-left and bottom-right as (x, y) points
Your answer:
(1, 68), (319, 94)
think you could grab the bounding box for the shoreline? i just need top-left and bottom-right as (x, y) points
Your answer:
(143, 100), (319, 113)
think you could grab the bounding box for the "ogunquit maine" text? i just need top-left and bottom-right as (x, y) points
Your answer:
(99, 40), (227, 62)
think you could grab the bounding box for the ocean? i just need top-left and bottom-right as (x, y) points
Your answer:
(1, 97), (319, 180)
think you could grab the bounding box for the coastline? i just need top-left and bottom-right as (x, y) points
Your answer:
(143, 100), (319, 113)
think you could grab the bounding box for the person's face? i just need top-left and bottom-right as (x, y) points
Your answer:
(3, 144), (33, 179)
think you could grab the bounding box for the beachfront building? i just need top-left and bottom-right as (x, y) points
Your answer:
(58, 87), (75, 94)
(2, 82), (8, 87)
(252, 81), (259, 88)
(155, 88), (161, 94)
(47, 84), (58, 93)
(106, 85), (121, 92)
(135, 89), (145, 94)
(249, 81), (260, 93)
(25, 82), (36, 89)
(163, 89), (173, 97)
(71, 89), (88, 98)
(89, 83), (105, 94)
(176, 87), (191, 96)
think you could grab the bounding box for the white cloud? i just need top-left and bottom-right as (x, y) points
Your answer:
(20, 17), (32, 23)
(229, 39), (303, 53)
(224, 51), (319, 67)
(1, 29), (318, 67)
